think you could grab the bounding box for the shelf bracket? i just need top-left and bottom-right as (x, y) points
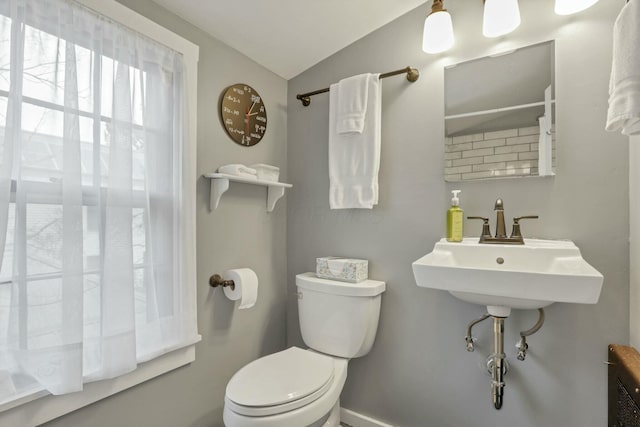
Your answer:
(267, 185), (286, 212)
(210, 177), (230, 211)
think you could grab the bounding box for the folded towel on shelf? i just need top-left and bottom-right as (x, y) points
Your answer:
(218, 164), (257, 179)
(328, 73), (381, 209)
(335, 74), (372, 134)
(606, 0), (640, 136)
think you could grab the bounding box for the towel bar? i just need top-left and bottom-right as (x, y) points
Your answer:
(296, 66), (419, 106)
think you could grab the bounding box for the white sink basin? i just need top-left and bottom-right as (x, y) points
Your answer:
(412, 238), (603, 317)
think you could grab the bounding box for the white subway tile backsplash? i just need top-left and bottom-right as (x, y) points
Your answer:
(462, 171), (495, 180)
(473, 138), (506, 149)
(447, 165), (473, 174)
(445, 126), (556, 181)
(473, 162), (506, 172)
(483, 153), (518, 163)
(518, 151), (538, 160)
(518, 126), (540, 136)
(451, 133), (484, 144)
(494, 144), (531, 155)
(484, 129), (518, 139)
(506, 160), (537, 170)
(452, 157), (484, 167)
(506, 134), (539, 145)
(446, 142), (473, 152)
(463, 148), (494, 158)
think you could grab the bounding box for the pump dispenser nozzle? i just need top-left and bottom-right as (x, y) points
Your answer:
(451, 190), (461, 206)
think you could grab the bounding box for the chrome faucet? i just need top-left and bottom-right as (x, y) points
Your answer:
(468, 198), (538, 245)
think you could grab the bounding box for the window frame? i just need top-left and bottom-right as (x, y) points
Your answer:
(0, 0), (200, 424)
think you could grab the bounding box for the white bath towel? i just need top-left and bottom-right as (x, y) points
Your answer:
(606, 0), (640, 136)
(328, 74), (381, 209)
(336, 74), (372, 134)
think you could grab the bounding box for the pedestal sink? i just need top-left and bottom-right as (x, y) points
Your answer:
(412, 238), (603, 317)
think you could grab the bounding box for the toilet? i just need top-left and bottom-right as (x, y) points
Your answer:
(223, 272), (386, 427)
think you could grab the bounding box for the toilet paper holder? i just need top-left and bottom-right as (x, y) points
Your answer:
(209, 274), (236, 290)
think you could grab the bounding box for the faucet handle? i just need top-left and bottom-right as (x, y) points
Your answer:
(511, 215), (539, 240)
(467, 216), (492, 242)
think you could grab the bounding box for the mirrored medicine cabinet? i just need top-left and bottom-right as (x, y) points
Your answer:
(444, 41), (556, 182)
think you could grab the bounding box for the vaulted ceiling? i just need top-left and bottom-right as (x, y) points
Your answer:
(150, 0), (427, 79)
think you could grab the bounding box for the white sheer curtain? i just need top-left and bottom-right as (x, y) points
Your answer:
(0, 0), (198, 403)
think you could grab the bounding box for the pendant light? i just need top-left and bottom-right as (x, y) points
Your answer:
(422, 0), (455, 54)
(483, 0), (521, 38)
(554, 0), (599, 15)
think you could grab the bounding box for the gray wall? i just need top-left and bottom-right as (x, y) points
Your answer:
(40, 0), (289, 426)
(287, 1), (628, 426)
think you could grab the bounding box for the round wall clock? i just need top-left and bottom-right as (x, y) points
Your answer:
(220, 84), (268, 147)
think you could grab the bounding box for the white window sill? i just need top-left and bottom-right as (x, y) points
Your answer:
(0, 337), (201, 427)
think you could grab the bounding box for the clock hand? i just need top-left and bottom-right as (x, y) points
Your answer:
(247, 101), (257, 115)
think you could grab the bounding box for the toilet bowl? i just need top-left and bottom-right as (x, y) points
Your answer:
(223, 347), (347, 427)
(223, 273), (385, 427)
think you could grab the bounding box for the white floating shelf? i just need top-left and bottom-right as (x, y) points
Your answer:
(204, 173), (292, 212)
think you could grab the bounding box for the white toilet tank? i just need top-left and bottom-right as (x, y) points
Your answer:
(295, 273), (386, 358)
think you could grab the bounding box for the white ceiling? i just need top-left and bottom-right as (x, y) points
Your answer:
(151, 0), (427, 80)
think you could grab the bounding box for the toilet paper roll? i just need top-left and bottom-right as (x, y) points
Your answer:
(223, 268), (259, 309)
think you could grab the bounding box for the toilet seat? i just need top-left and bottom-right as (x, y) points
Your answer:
(225, 347), (335, 417)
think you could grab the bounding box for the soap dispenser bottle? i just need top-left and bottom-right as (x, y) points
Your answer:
(447, 190), (463, 242)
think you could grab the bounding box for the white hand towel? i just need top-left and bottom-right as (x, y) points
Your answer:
(328, 74), (381, 209)
(606, 0), (640, 136)
(218, 164), (257, 179)
(336, 73), (372, 134)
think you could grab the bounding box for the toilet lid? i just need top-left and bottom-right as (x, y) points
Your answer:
(226, 347), (334, 409)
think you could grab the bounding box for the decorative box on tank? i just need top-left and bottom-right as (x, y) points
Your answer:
(316, 257), (368, 283)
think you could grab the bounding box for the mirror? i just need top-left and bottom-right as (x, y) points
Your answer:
(444, 41), (556, 182)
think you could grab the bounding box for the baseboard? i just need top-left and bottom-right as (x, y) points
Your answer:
(340, 408), (394, 427)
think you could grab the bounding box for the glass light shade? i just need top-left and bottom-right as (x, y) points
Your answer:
(483, 0), (521, 38)
(554, 0), (599, 15)
(422, 11), (455, 54)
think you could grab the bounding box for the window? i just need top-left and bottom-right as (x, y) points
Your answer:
(0, 0), (199, 421)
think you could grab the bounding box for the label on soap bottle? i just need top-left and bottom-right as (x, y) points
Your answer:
(447, 206), (463, 242)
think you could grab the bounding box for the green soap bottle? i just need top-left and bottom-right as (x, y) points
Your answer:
(447, 190), (463, 242)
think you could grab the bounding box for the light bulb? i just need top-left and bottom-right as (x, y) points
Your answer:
(422, 10), (455, 54)
(483, 0), (521, 38)
(555, 0), (599, 15)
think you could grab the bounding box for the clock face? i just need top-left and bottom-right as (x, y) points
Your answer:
(220, 84), (267, 147)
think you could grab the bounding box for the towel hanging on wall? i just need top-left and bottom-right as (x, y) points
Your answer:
(606, 0), (640, 135)
(328, 74), (382, 209)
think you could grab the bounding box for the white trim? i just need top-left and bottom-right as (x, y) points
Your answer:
(0, 0), (200, 424)
(630, 135), (640, 348)
(340, 408), (395, 427)
(0, 342), (200, 427)
(76, 0), (199, 65)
